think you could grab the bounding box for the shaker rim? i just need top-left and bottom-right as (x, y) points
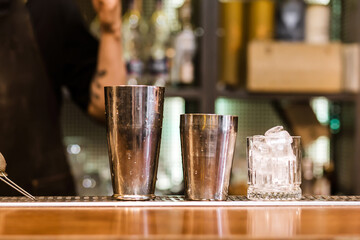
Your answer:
(104, 85), (165, 89)
(180, 113), (238, 118)
(180, 114), (238, 127)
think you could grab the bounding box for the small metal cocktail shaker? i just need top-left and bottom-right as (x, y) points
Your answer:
(105, 85), (165, 200)
(180, 114), (238, 200)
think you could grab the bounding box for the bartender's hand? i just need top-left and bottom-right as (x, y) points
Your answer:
(88, 0), (126, 122)
(92, 0), (121, 33)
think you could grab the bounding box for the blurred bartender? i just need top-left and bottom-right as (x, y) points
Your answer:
(0, 0), (125, 196)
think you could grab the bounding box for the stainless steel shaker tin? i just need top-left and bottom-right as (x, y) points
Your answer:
(180, 114), (238, 201)
(105, 85), (165, 201)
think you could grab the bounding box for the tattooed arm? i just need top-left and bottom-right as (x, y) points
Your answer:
(88, 0), (126, 121)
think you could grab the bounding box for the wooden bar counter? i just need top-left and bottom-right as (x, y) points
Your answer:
(0, 196), (360, 239)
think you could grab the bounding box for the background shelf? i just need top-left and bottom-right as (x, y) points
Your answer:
(216, 89), (358, 102)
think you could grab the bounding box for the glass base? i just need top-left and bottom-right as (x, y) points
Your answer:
(185, 197), (228, 201)
(185, 192), (228, 201)
(247, 186), (302, 201)
(112, 194), (155, 201)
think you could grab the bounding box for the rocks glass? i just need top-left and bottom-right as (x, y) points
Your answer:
(247, 131), (302, 200)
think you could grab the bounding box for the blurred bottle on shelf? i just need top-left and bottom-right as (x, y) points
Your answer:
(147, 0), (171, 86)
(342, 0), (360, 43)
(249, 0), (275, 41)
(304, 0), (330, 44)
(170, 0), (196, 86)
(275, 0), (305, 41)
(218, 0), (247, 88)
(122, 0), (148, 85)
(330, 0), (341, 41)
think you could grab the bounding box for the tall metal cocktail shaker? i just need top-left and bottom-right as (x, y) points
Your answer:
(105, 85), (165, 200)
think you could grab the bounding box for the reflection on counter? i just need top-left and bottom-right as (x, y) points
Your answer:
(247, 208), (301, 238)
(107, 208), (230, 236)
(108, 207), (299, 237)
(1, 206), (360, 237)
(182, 208), (230, 236)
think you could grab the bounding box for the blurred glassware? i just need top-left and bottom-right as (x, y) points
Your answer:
(122, 0), (148, 85)
(330, 0), (341, 41)
(249, 0), (275, 41)
(147, 0), (171, 86)
(275, 0), (305, 41)
(218, 0), (246, 88)
(304, 0), (330, 43)
(170, 0), (196, 86)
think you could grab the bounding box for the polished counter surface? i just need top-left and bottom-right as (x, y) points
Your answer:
(0, 196), (359, 239)
(1, 195), (359, 207)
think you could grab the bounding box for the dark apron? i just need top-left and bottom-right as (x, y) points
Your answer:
(0, 0), (75, 195)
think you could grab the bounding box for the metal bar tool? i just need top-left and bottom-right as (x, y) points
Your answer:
(0, 152), (36, 200)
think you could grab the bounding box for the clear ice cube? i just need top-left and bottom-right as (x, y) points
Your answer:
(264, 126), (284, 136)
(252, 136), (270, 155)
(250, 126), (297, 191)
